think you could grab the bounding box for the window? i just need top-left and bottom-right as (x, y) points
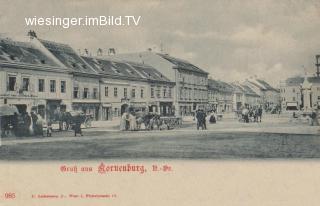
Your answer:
(141, 89), (144, 98)
(73, 87), (79, 98)
(163, 87), (167, 98)
(151, 87), (154, 98)
(105, 87), (108, 97)
(131, 88), (136, 98)
(61, 81), (66, 93)
(114, 87), (118, 97)
(38, 79), (45, 92)
(293, 97), (296, 101)
(93, 88), (98, 99)
(156, 87), (161, 98)
(124, 88), (127, 98)
(50, 80), (56, 92)
(292, 88), (295, 93)
(83, 88), (89, 98)
(22, 78), (30, 91)
(168, 87), (172, 98)
(318, 96), (320, 100)
(8, 76), (16, 91)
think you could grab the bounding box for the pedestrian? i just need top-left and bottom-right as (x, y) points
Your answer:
(310, 108), (319, 126)
(129, 112), (137, 131)
(31, 111), (38, 135)
(258, 106), (263, 122)
(209, 111), (216, 124)
(74, 117), (83, 136)
(120, 112), (128, 131)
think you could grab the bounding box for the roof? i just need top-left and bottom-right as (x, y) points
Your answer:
(82, 56), (172, 83)
(0, 38), (58, 67)
(39, 39), (97, 74)
(157, 53), (208, 75)
(126, 61), (171, 82)
(247, 78), (278, 92)
(208, 79), (233, 93)
(240, 84), (260, 97)
(285, 76), (320, 86)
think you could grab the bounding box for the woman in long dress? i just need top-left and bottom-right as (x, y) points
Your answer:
(120, 112), (128, 131)
(129, 113), (137, 131)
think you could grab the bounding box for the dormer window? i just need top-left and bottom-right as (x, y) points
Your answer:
(9, 55), (15, 60)
(72, 63), (76, 68)
(41, 60), (46, 64)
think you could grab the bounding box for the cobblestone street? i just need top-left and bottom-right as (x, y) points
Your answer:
(0, 114), (319, 160)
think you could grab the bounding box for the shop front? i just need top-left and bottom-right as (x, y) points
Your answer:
(101, 103), (112, 120)
(159, 102), (173, 116)
(72, 102), (100, 120)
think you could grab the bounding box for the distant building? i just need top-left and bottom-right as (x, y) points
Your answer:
(244, 77), (280, 110)
(280, 76), (320, 110)
(208, 79), (233, 113)
(115, 52), (209, 116)
(230, 83), (260, 111)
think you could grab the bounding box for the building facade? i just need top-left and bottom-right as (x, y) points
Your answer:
(208, 79), (233, 113)
(115, 51), (209, 116)
(280, 76), (320, 111)
(0, 37), (72, 120)
(82, 56), (175, 119)
(244, 77), (280, 111)
(39, 39), (102, 120)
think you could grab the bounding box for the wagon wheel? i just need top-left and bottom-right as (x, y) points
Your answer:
(84, 118), (92, 128)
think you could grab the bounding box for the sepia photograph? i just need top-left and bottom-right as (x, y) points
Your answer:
(1, 0), (320, 205)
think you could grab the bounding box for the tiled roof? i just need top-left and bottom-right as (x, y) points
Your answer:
(208, 79), (233, 93)
(285, 76), (320, 86)
(157, 53), (208, 74)
(127, 61), (171, 82)
(256, 79), (277, 91)
(241, 84), (260, 97)
(0, 39), (58, 66)
(82, 56), (171, 82)
(39, 39), (96, 74)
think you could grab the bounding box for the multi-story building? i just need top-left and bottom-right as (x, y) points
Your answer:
(208, 78), (233, 113)
(38, 39), (101, 120)
(82, 56), (175, 119)
(230, 83), (260, 110)
(0, 37), (72, 119)
(115, 51), (209, 116)
(280, 75), (320, 111)
(244, 77), (280, 110)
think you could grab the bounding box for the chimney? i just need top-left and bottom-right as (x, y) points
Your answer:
(315, 55), (320, 77)
(27, 30), (37, 39)
(108, 48), (116, 55)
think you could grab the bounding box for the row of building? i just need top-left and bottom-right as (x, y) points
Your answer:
(279, 55), (320, 111)
(208, 77), (280, 113)
(0, 33), (281, 121)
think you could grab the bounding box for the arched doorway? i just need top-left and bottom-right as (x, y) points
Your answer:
(121, 104), (129, 115)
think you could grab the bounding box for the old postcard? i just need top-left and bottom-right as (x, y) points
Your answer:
(1, 0), (320, 205)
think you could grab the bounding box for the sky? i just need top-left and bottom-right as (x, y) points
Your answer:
(1, 0), (320, 87)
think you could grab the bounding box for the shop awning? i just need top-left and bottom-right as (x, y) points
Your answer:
(0, 105), (19, 116)
(286, 102), (298, 107)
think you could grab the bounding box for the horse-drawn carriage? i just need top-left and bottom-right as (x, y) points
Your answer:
(51, 111), (94, 131)
(135, 112), (182, 131)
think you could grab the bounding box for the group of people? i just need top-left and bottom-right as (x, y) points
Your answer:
(0, 111), (53, 138)
(120, 111), (180, 131)
(239, 106), (263, 123)
(120, 111), (138, 131)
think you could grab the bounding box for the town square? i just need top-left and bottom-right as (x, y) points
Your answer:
(0, 30), (319, 160)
